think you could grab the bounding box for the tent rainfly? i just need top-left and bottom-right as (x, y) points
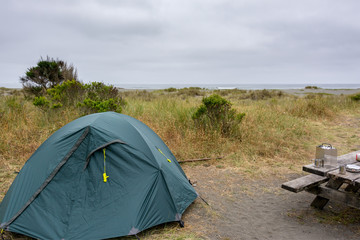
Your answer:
(0, 112), (197, 240)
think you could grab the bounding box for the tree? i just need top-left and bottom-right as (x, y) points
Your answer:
(20, 56), (78, 96)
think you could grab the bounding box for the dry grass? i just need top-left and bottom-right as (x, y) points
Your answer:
(1, 88), (360, 239)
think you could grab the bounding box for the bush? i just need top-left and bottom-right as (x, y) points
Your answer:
(33, 80), (126, 114)
(164, 87), (177, 92)
(79, 82), (125, 114)
(192, 94), (245, 137)
(47, 80), (84, 107)
(83, 82), (119, 100)
(305, 86), (319, 89)
(350, 93), (360, 101)
(33, 96), (49, 107)
(240, 89), (284, 100)
(177, 87), (204, 97)
(79, 98), (122, 113)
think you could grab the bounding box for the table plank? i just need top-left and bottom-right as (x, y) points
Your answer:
(337, 150), (360, 163)
(327, 162), (360, 184)
(281, 174), (328, 193)
(303, 164), (338, 176)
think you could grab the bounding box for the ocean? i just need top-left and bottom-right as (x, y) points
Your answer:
(115, 83), (360, 90)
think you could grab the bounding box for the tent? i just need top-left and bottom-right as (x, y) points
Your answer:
(0, 112), (197, 239)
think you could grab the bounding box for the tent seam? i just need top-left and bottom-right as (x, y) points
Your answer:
(2, 127), (90, 230)
(123, 120), (159, 166)
(158, 170), (180, 215)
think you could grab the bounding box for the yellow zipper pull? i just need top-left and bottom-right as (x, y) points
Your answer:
(103, 172), (109, 182)
(103, 148), (109, 182)
(157, 147), (172, 163)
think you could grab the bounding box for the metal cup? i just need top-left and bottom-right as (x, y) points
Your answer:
(339, 164), (346, 175)
(314, 159), (322, 168)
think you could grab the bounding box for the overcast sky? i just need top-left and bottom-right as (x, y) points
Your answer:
(1, 0), (360, 88)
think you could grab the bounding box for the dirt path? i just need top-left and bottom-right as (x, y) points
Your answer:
(182, 165), (360, 240)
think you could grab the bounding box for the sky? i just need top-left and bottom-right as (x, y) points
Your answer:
(1, 0), (360, 88)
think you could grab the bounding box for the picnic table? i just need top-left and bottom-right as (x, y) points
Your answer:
(282, 150), (360, 209)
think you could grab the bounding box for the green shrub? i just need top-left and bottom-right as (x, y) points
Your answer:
(47, 80), (84, 107)
(305, 85), (319, 89)
(83, 82), (119, 100)
(33, 96), (49, 107)
(33, 80), (126, 114)
(350, 93), (360, 101)
(79, 82), (126, 114)
(164, 87), (177, 92)
(240, 89), (284, 100)
(177, 87), (204, 97)
(51, 103), (63, 109)
(192, 94), (245, 137)
(78, 98), (122, 114)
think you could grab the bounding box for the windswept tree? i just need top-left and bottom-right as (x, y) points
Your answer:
(20, 56), (78, 96)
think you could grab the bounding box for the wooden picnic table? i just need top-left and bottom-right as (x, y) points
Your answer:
(282, 150), (360, 209)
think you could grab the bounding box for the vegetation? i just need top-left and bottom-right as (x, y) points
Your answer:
(1, 86), (360, 239)
(192, 94), (245, 137)
(20, 56), (78, 96)
(1, 88), (358, 177)
(305, 85), (320, 89)
(240, 89), (284, 100)
(35, 80), (126, 114)
(350, 93), (360, 101)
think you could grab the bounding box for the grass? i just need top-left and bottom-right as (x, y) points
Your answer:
(1, 87), (360, 239)
(1, 89), (359, 184)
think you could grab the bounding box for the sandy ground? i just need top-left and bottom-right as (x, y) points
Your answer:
(182, 165), (360, 240)
(282, 88), (360, 97)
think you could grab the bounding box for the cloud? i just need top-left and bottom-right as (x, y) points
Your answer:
(1, 0), (360, 87)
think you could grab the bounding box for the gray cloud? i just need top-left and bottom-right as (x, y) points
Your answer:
(1, 0), (360, 87)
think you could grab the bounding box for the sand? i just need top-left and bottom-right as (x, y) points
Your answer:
(182, 165), (360, 240)
(282, 88), (360, 97)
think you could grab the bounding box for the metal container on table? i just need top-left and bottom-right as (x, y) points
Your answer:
(316, 143), (337, 166)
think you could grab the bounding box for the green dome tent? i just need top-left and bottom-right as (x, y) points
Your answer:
(0, 112), (197, 239)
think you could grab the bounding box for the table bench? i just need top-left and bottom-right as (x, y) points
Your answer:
(282, 150), (360, 209)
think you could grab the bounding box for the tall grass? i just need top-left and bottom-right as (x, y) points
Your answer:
(1, 90), (359, 199)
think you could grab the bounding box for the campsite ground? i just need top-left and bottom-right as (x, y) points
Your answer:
(177, 108), (360, 240)
(1, 87), (360, 240)
(181, 165), (360, 240)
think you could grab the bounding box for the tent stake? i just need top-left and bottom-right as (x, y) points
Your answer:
(178, 156), (223, 163)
